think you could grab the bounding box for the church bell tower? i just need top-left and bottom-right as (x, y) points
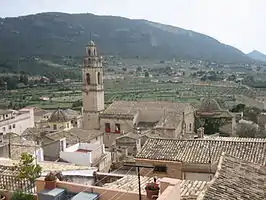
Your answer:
(82, 40), (104, 130)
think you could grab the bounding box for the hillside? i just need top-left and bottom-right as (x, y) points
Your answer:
(247, 50), (266, 62)
(0, 12), (251, 64)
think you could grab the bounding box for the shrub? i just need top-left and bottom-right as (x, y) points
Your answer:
(11, 191), (34, 200)
(13, 153), (42, 183)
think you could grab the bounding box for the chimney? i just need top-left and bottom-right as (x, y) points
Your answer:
(197, 127), (204, 138)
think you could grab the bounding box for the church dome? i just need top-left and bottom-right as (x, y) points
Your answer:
(198, 98), (221, 113)
(48, 108), (69, 123)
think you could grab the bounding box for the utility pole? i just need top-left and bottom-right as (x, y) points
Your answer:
(8, 133), (11, 158)
(124, 164), (154, 200)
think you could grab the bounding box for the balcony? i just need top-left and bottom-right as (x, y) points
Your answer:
(36, 177), (150, 200)
(36, 176), (182, 200)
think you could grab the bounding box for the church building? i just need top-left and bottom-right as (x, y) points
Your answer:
(82, 40), (104, 130)
(82, 41), (196, 148)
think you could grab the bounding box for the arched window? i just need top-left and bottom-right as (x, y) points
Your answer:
(94, 49), (96, 56)
(86, 73), (90, 85)
(97, 72), (101, 84)
(189, 123), (192, 131)
(88, 49), (91, 56)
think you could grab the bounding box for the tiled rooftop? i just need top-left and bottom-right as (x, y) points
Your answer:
(49, 108), (69, 122)
(102, 101), (193, 116)
(103, 175), (207, 199)
(199, 154), (266, 200)
(44, 128), (104, 146)
(136, 138), (266, 165)
(101, 101), (194, 129)
(202, 136), (266, 142)
(0, 157), (89, 172)
(155, 111), (183, 129)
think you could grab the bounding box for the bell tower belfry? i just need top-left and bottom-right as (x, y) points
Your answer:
(82, 40), (104, 130)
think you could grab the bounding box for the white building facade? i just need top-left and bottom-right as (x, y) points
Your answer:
(0, 108), (34, 135)
(60, 142), (111, 171)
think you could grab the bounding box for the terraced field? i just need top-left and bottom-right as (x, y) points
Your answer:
(2, 77), (266, 110)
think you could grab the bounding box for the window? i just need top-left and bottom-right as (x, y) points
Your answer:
(115, 124), (121, 133)
(53, 124), (57, 130)
(13, 124), (15, 128)
(9, 125), (11, 130)
(86, 73), (90, 85)
(60, 140), (64, 151)
(88, 49), (91, 56)
(97, 72), (101, 84)
(154, 165), (167, 173)
(105, 123), (110, 132)
(189, 123), (192, 131)
(67, 123), (69, 128)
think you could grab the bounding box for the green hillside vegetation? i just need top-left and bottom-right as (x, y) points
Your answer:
(0, 12), (252, 69)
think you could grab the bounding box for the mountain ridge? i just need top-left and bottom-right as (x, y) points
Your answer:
(0, 12), (252, 64)
(247, 50), (266, 62)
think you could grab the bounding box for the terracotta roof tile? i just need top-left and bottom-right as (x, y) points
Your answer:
(0, 158), (88, 172)
(44, 128), (103, 146)
(199, 154), (266, 200)
(103, 175), (207, 199)
(48, 108), (69, 122)
(102, 101), (194, 117)
(136, 138), (266, 165)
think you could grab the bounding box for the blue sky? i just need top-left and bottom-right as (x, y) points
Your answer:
(0, 0), (265, 54)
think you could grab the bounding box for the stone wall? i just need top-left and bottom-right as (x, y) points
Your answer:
(135, 158), (183, 179)
(43, 140), (60, 161)
(101, 117), (134, 148)
(135, 159), (217, 181)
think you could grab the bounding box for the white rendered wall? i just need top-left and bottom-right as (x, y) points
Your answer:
(60, 143), (104, 166)
(0, 108), (34, 135)
(60, 151), (92, 166)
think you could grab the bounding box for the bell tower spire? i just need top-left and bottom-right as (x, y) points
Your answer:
(82, 40), (104, 130)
